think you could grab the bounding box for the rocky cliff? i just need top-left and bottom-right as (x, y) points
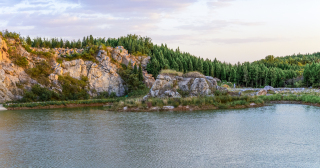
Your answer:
(143, 73), (226, 100)
(0, 36), (155, 103)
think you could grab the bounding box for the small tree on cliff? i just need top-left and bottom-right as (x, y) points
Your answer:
(138, 64), (143, 81)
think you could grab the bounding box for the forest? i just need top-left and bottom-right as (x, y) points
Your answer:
(2, 30), (320, 88)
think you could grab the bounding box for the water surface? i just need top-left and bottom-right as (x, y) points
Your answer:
(0, 104), (320, 167)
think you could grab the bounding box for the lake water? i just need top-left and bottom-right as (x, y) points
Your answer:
(0, 104), (320, 167)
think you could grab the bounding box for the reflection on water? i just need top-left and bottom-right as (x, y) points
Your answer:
(0, 105), (320, 167)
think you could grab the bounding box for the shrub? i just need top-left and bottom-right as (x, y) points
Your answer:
(218, 104), (229, 109)
(26, 61), (52, 86)
(160, 69), (183, 76)
(97, 91), (109, 99)
(183, 71), (205, 78)
(14, 56), (29, 68)
(109, 92), (117, 98)
(58, 75), (90, 100)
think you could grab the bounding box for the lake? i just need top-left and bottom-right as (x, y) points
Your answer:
(0, 104), (319, 167)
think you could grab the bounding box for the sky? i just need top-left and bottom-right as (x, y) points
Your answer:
(0, 0), (319, 63)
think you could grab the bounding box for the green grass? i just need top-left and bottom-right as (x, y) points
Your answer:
(4, 98), (125, 108)
(111, 95), (264, 110)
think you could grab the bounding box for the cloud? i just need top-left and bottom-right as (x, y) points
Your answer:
(210, 37), (278, 44)
(0, 0), (199, 39)
(177, 20), (263, 33)
(207, 0), (235, 8)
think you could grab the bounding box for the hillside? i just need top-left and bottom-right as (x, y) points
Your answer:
(1, 30), (319, 103)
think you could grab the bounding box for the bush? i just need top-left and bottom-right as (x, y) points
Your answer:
(58, 75), (90, 100)
(14, 56), (28, 68)
(26, 61), (52, 86)
(96, 91), (109, 99)
(160, 69), (183, 76)
(110, 92), (117, 98)
(21, 84), (60, 102)
(183, 71), (205, 78)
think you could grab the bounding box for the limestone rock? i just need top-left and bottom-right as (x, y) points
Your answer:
(143, 70), (155, 88)
(144, 74), (220, 99)
(0, 62), (35, 103)
(264, 86), (275, 91)
(257, 89), (267, 96)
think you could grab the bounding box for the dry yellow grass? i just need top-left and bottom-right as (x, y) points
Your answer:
(183, 71), (205, 78)
(159, 69), (183, 76)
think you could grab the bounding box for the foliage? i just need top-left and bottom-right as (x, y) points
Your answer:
(183, 71), (205, 78)
(58, 75), (90, 100)
(21, 84), (60, 102)
(159, 69), (183, 76)
(14, 56), (29, 68)
(118, 63), (145, 93)
(26, 61), (53, 86)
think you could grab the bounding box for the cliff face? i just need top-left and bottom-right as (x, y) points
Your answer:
(0, 36), (155, 103)
(0, 37), (9, 62)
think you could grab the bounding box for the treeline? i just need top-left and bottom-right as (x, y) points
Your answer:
(146, 45), (301, 88)
(254, 53), (320, 71)
(23, 34), (153, 56)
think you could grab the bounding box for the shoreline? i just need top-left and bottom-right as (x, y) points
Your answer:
(5, 103), (109, 110)
(4, 101), (320, 111)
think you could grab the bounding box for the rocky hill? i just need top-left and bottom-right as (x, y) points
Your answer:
(0, 36), (155, 103)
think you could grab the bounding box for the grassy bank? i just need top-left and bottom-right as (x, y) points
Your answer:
(3, 98), (124, 109)
(260, 94), (320, 104)
(111, 95), (264, 111)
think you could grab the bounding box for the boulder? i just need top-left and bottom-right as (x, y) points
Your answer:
(257, 89), (267, 96)
(264, 86), (275, 91)
(144, 74), (220, 99)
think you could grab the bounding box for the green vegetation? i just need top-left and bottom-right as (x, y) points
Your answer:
(26, 61), (53, 86)
(160, 69), (183, 76)
(118, 63), (146, 94)
(4, 98), (123, 108)
(111, 95), (264, 111)
(58, 75), (90, 100)
(260, 94), (320, 104)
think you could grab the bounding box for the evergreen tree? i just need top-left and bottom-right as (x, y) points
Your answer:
(189, 60), (193, 71)
(133, 64), (138, 74)
(221, 66), (226, 81)
(243, 66), (249, 87)
(138, 64), (143, 81)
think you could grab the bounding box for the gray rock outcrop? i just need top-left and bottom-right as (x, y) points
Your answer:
(0, 63), (37, 103)
(143, 74), (225, 100)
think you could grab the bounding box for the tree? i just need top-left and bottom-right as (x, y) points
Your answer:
(243, 66), (249, 87)
(138, 64), (143, 81)
(303, 64), (311, 87)
(188, 59), (193, 71)
(230, 68), (237, 84)
(26, 36), (32, 46)
(221, 66), (226, 81)
(133, 64), (138, 74)
(203, 61), (209, 76)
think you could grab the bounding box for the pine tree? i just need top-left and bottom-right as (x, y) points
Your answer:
(303, 64), (311, 87)
(133, 64), (138, 74)
(189, 60), (193, 71)
(230, 68), (237, 84)
(215, 64), (221, 79)
(204, 62), (209, 76)
(221, 66), (226, 81)
(210, 65), (214, 77)
(243, 66), (249, 87)
(26, 36), (32, 46)
(138, 64), (143, 81)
